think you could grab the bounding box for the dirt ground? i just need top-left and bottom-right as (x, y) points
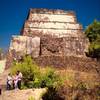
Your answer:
(0, 88), (46, 100)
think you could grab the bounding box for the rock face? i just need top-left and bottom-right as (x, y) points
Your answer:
(9, 36), (40, 58)
(9, 8), (88, 57)
(7, 8), (89, 67)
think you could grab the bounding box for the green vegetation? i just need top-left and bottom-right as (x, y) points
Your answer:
(85, 20), (100, 59)
(11, 56), (63, 100)
(11, 56), (63, 89)
(10, 55), (99, 100)
(28, 96), (34, 100)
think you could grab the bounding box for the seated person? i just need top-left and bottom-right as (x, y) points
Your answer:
(6, 73), (12, 90)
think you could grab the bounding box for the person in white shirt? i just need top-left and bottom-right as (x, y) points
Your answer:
(13, 74), (19, 89)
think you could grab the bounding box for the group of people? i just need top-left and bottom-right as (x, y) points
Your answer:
(6, 71), (22, 90)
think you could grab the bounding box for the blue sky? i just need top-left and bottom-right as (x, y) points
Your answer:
(0, 0), (100, 50)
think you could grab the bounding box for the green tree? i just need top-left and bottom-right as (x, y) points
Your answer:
(85, 20), (100, 60)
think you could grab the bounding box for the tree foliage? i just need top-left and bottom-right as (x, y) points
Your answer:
(85, 20), (100, 59)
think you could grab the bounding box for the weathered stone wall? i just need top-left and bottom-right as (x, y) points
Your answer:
(20, 8), (88, 57)
(63, 37), (88, 56)
(28, 8), (77, 22)
(8, 34), (88, 61)
(41, 36), (88, 57)
(34, 56), (100, 74)
(6, 8), (90, 68)
(9, 36), (40, 58)
(21, 8), (83, 38)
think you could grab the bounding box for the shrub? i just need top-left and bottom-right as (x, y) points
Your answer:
(40, 67), (63, 89)
(28, 96), (34, 100)
(42, 86), (65, 100)
(10, 56), (63, 89)
(41, 67), (64, 100)
(85, 20), (100, 59)
(11, 55), (40, 88)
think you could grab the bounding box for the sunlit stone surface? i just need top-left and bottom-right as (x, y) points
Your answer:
(8, 8), (89, 62)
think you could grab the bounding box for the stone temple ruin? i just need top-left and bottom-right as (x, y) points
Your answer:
(7, 8), (90, 68)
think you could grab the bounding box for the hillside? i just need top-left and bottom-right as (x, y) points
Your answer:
(0, 65), (100, 100)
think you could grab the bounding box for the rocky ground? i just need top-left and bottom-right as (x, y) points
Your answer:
(0, 68), (100, 100)
(0, 88), (46, 100)
(0, 68), (46, 100)
(0, 56), (100, 100)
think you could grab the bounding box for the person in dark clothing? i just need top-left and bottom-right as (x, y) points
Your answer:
(0, 85), (1, 95)
(17, 71), (23, 89)
(6, 73), (12, 90)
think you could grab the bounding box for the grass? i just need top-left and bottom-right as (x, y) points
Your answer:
(55, 69), (99, 89)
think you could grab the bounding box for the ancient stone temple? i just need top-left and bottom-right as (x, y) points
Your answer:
(10, 9), (87, 57)
(8, 8), (89, 63)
